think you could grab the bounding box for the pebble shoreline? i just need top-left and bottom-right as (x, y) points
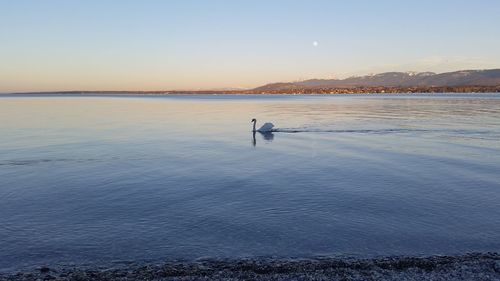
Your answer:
(1, 253), (499, 281)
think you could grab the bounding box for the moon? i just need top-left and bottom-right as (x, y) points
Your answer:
(312, 41), (319, 47)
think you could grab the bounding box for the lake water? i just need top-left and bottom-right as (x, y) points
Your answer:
(1, 94), (500, 271)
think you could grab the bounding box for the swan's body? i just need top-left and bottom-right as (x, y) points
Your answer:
(252, 118), (274, 132)
(258, 122), (274, 132)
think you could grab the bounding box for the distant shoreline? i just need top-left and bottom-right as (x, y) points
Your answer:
(1, 252), (498, 280)
(2, 86), (500, 96)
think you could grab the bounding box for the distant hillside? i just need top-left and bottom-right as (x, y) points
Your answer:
(6, 69), (500, 95)
(254, 69), (500, 91)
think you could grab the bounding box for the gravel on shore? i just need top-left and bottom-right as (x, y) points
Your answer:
(1, 252), (499, 281)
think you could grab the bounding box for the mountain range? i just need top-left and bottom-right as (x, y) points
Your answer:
(254, 69), (500, 91)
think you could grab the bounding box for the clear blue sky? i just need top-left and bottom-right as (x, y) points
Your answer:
(1, 0), (499, 92)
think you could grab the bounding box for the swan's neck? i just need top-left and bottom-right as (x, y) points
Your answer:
(252, 120), (256, 132)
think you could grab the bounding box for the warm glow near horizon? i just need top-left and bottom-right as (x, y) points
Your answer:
(1, 0), (500, 93)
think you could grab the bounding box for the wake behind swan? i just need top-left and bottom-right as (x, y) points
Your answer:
(250, 118), (494, 137)
(251, 118), (417, 135)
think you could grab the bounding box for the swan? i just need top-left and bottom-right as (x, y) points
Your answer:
(252, 118), (274, 133)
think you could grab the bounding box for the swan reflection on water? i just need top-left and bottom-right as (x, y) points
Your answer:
(252, 131), (274, 146)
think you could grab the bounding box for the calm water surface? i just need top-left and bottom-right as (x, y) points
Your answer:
(1, 94), (500, 270)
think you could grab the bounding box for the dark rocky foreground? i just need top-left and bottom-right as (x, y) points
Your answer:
(1, 253), (499, 281)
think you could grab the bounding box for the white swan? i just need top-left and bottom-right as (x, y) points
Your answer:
(252, 118), (274, 132)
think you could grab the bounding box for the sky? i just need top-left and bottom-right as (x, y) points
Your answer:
(1, 0), (500, 92)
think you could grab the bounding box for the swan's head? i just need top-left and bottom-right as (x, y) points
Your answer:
(251, 118), (256, 123)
